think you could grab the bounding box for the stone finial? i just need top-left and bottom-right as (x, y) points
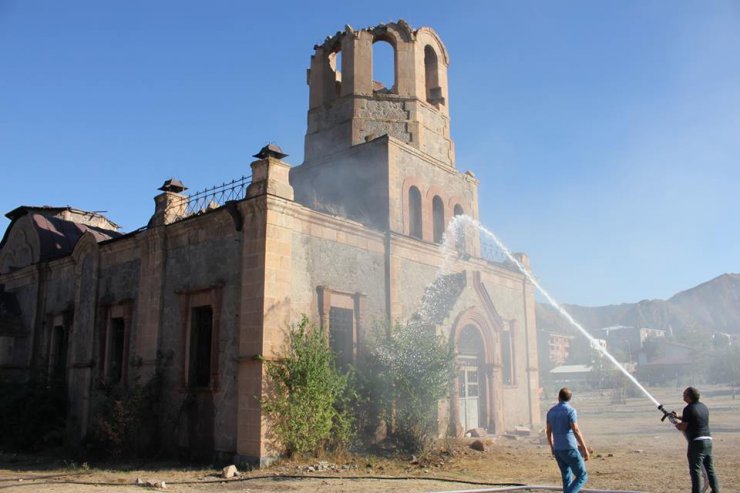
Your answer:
(247, 147), (293, 200)
(149, 178), (188, 227)
(252, 144), (288, 160)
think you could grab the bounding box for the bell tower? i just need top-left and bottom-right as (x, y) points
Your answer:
(292, 21), (478, 239)
(304, 20), (455, 167)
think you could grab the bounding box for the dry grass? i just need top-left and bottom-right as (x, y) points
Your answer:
(0, 385), (738, 492)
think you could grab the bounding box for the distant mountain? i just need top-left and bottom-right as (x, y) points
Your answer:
(536, 273), (740, 337)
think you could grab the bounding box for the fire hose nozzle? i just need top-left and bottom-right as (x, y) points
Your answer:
(658, 404), (677, 424)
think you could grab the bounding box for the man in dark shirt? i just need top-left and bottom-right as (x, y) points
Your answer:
(675, 386), (720, 493)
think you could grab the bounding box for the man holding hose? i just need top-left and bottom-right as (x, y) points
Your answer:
(674, 387), (720, 493)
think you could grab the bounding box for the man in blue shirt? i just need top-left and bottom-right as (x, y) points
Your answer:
(546, 387), (590, 493)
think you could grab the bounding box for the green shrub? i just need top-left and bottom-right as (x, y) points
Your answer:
(262, 316), (354, 457)
(362, 321), (455, 453)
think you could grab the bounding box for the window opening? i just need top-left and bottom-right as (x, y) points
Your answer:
(454, 204), (464, 217)
(424, 45), (443, 104)
(189, 305), (213, 388)
(372, 39), (395, 93)
(433, 195), (445, 243)
(329, 307), (353, 370)
(502, 330), (514, 385)
(409, 186), (422, 239)
(51, 325), (68, 381)
(107, 317), (125, 383)
(459, 325), (483, 359)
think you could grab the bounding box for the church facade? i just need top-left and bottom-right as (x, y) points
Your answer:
(0, 21), (540, 465)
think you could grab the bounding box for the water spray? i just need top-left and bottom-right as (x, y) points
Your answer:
(444, 216), (670, 420)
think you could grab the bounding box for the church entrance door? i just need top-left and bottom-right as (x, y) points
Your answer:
(458, 361), (480, 431)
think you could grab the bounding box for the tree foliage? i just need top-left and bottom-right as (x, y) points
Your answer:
(262, 316), (354, 457)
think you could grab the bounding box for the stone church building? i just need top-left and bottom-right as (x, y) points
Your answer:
(0, 21), (540, 465)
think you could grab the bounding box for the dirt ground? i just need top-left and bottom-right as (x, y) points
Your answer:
(1, 386), (738, 492)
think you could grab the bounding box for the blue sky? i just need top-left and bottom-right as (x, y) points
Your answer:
(1, 1), (738, 306)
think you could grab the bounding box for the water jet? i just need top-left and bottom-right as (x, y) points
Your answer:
(442, 215), (664, 412)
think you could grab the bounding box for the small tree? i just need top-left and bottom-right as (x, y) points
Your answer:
(262, 316), (354, 457)
(362, 321), (455, 453)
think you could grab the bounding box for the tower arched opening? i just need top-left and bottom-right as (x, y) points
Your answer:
(372, 38), (396, 93)
(424, 45), (442, 105)
(328, 49), (342, 96)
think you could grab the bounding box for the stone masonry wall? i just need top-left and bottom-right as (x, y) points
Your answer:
(156, 211), (242, 458)
(287, 201), (387, 349)
(98, 260), (140, 304)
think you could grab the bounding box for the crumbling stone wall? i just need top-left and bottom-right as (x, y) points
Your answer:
(154, 212), (243, 460)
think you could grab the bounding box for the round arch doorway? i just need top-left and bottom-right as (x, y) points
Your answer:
(457, 324), (486, 432)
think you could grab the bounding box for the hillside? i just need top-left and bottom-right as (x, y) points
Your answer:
(536, 273), (740, 337)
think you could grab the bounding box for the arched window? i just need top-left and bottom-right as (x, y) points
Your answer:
(424, 45), (442, 104)
(372, 39), (395, 93)
(459, 325), (484, 359)
(432, 195), (445, 243)
(453, 204), (464, 217)
(409, 186), (422, 239)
